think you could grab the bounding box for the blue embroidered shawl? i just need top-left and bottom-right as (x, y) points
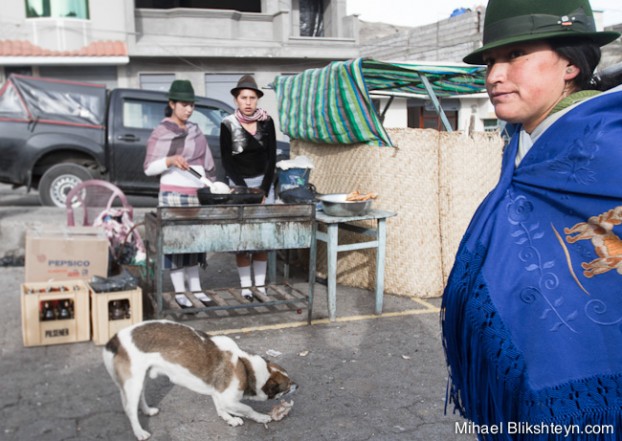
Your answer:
(442, 86), (622, 440)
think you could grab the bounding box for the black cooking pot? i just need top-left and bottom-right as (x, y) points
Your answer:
(278, 183), (317, 204)
(197, 186), (264, 205)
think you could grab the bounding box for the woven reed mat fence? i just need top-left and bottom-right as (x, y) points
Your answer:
(293, 128), (503, 298)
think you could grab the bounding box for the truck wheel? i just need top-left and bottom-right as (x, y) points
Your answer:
(39, 163), (94, 208)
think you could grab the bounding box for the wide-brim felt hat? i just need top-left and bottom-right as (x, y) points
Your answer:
(167, 80), (196, 102)
(230, 75), (264, 98)
(464, 0), (620, 65)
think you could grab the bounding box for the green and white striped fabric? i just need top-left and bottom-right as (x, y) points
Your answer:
(273, 58), (485, 147)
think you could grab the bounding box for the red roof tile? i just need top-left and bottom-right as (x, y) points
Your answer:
(0, 40), (127, 57)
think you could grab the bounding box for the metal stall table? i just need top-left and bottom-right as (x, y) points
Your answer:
(311, 209), (397, 321)
(144, 204), (316, 322)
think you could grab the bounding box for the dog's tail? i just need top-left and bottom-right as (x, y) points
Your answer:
(102, 334), (121, 385)
(105, 334), (121, 355)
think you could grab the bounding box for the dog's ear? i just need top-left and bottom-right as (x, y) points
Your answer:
(262, 363), (292, 399)
(262, 377), (282, 399)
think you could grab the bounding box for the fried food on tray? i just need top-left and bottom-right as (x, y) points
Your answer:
(345, 190), (378, 202)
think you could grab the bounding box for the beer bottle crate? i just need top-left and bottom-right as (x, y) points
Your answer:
(90, 286), (143, 345)
(21, 280), (90, 347)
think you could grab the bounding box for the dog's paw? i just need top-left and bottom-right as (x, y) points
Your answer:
(143, 406), (159, 417)
(226, 416), (244, 427)
(133, 428), (151, 440)
(255, 413), (272, 424)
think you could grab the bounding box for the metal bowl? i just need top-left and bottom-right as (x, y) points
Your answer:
(317, 193), (372, 217)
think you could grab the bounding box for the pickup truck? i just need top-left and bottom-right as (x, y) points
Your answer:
(0, 74), (288, 207)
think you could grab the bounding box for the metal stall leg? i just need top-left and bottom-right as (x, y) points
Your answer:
(155, 232), (164, 319)
(326, 223), (339, 322)
(268, 250), (277, 284)
(375, 218), (388, 315)
(307, 222), (317, 324)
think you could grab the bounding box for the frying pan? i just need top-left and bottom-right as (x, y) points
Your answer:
(183, 167), (265, 205)
(197, 186), (264, 205)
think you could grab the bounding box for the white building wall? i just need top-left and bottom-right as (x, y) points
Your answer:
(457, 96), (494, 132)
(0, 1), (361, 141)
(0, 0), (130, 52)
(375, 98), (408, 128)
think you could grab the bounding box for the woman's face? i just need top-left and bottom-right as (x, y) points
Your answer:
(483, 41), (577, 133)
(169, 101), (194, 125)
(235, 89), (259, 116)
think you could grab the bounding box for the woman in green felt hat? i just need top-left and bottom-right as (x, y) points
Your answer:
(442, 0), (622, 439)
(465, 0), (619, 138)
(144, 79), (228, 305)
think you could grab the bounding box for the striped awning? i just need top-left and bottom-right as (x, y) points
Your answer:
(273, 58), (486, 147)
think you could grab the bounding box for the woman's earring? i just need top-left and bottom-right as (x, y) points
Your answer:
(566, 67), (574, 74)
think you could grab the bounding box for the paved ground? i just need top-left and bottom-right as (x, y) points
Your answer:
(0, 183), (473, 440)
(0, 255), (474, 441)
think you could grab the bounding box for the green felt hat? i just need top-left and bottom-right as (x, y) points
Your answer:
(167, 80), (195, 102)
(464, 0), (620, 65)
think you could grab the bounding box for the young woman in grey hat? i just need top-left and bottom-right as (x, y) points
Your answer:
(220, 75), (277, 300)
(144, 79), (227, 305)
(441, 0), (622, 439)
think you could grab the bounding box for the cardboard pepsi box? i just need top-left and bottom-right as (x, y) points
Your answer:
(25, 226), (109, 282)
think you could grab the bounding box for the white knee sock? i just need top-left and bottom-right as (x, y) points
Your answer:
(185, 265), (202, 292)
(237, 265), (252, 297)
(170, 268), (186, 293)
(253, 260), (267, 294)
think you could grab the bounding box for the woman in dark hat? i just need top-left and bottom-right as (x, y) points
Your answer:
(220, 74), (277, 300)
(144, 79), (227, 305)
(442, 0), (622, 438)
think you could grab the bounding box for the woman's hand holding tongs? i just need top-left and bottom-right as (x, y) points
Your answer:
(167, 155), (189, 170)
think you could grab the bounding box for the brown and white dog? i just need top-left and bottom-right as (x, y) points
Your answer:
(103, 320), (297, 440)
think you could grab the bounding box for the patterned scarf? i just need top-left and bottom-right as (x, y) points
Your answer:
(144, 119), (216, 180)
(235, 108), (269, 124)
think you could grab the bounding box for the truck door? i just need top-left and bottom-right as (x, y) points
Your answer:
(108, 94), (162, 193)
